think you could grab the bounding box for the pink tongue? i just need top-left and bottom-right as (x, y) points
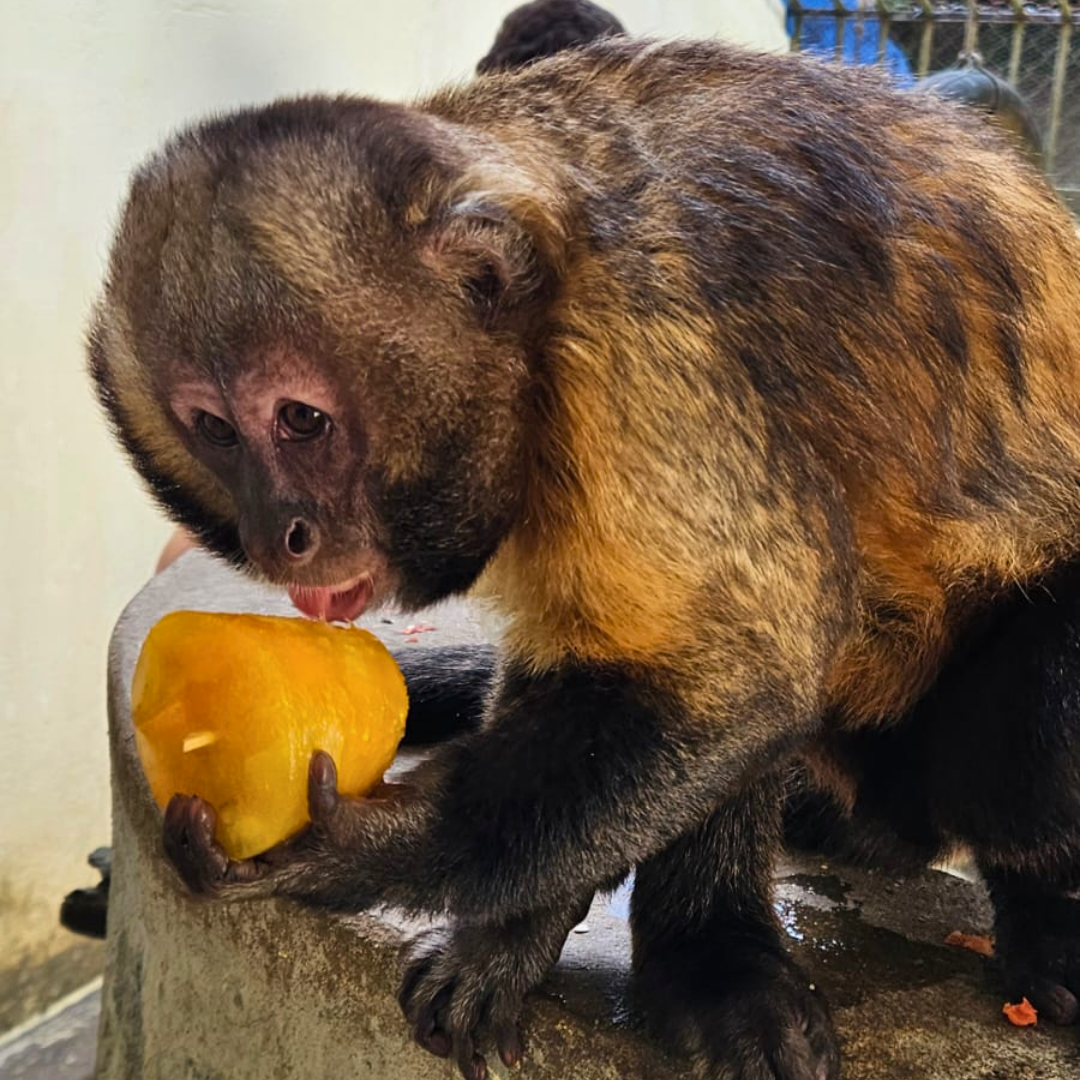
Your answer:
(288, 578), (373, 623)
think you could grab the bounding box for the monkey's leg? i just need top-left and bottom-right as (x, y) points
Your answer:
(632, 774), (839, 1080)
(923, 576), (1080, 1024)
(980, 867), (1080, 1025)
(781, 733), (945, 875)
(828, 564), (1080, 1024)
(397, 893), (596, 1079)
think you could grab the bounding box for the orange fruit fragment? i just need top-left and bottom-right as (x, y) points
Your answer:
(1002, 998), (1038, 1027)
(943, 931), (994, 957)
(132, 611), (408, 859)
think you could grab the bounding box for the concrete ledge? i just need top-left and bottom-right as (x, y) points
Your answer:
(96, 552), (1079, 1079)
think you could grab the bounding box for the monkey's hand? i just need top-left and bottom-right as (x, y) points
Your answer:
(398, 899), (589, 1080)
(161, 752), (409, 899)
(164, 756), (588, 1080)
(637, 933), (840, 1080)
(163, 793), (291, 895)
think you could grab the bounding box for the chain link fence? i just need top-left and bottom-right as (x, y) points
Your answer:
(787, 3), (1080, 215)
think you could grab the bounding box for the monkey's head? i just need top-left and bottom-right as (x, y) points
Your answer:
(477, 0), (625, 74)
(89, 98), (567, 619)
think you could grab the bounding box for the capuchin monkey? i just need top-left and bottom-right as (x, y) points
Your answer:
(88, 37), (1080, 1080)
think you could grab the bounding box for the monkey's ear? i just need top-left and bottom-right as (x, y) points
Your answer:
(419, 191), (566, 321)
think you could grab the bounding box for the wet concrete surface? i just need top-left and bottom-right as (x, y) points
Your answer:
(28, 550), (1080, 1079)
(10, 856), (1079, 1080)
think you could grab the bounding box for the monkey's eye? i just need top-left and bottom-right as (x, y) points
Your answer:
(195, 410), (239, 448)
(277, 401), (330, 441)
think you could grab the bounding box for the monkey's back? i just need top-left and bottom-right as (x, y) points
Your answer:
(439, 41), (1080, 718)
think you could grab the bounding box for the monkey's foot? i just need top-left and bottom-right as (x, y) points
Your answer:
(398, 916), (571, 1080)
(996, 893), (1080, 1025)
(636, 936), (840, 1080)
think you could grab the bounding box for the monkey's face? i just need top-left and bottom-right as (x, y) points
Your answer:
(89, 99), (563, 617)
(160, 348), (388, 621)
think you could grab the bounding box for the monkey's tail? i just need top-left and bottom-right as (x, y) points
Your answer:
(394, 644), (498, 745)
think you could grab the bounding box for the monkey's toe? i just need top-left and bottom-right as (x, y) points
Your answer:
(163, 794), (285, 896)
(997, 894), (1080, 1025)
(398, 925), (530, 1080)
(636, 936), (840, 1080)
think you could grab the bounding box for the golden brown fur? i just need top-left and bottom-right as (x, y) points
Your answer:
(92, 40), (1080, 719)
(451, 46), (1080, 724)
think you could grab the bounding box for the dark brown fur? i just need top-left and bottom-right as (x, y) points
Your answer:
(89, 39), (1080, 1080)
(476, 0), (625, 74)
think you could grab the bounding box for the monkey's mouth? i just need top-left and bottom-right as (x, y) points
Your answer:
(287, 575), (374, 623)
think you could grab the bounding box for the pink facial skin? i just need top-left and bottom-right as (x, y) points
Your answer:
(168, 359), (340, 449)
(165, 358), (394, 621)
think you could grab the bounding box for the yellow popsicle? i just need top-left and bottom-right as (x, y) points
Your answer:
(132, 611), (408, 859)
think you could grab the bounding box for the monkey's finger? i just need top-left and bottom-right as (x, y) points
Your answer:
(804, 991), (842, 1078)
(419, 1026), (452, 1059)
(307, 750), (341, 824)
(397, 951), (434, 1018)
(1022, 974), (1079, 1025)
(414, 984), (454, 1059)
(163, 795), (228, 892)
(485, 989), (525, 1067)
(495, 1022), (523, 1068)
(802, 1025), (842, 1080)
(454, 1035), (486, 1080)
(221, 854), (269, 884)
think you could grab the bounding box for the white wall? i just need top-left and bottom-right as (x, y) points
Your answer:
(0, 0), (786, 1024)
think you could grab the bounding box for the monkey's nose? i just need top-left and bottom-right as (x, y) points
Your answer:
(284, 518), (319, 563)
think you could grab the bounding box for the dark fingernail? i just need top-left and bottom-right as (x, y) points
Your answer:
(498, 1028), (523, 1067)
(311, 750), (335, 783)
(308, 752), (338, 818)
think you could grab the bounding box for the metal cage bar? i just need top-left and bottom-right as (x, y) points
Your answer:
(1008, 19), (1026, 86)
(917, 18), (934, 77)
(785, 2), (1079, 22)
(1047, 18), (1073, 173)
(962, 3), (980, 57)
(784, 2), (1078, 215)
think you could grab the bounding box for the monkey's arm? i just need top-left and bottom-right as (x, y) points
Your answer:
(165, 653), (818, 921)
